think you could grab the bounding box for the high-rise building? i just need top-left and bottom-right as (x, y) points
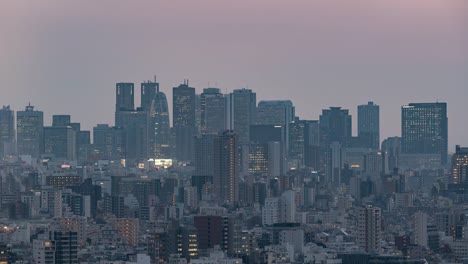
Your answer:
(17, 104), (44, 158)
(226, 89), (256, 146)
(401, 102), (448, 165)
(320, 107), (352, 183)
(43, 126), (76, 160)
(256, 100), (294, 152)
(52, 115), (71, 127)
(115, 82), (135, 112)
(115, 110), (149, 161)
(194, 134), (216, 177)
(414, 211), (428, 248)
(250, 125), (286, 177)
(140, 80), (159, 111)
(358, 102), (380, 149)
(213, 131), (240, 206)
(304, 120), (321, 169)
(320, 107), (352, 148)
(381, 137), (401, 175)
(152, 86), (171, 158)
(173, 81), (196, 161)
(93, 124), (126, 160)
(451, 145), (468, 184)
(357, 205), (382, 253)
(0, 105), (15, 157)
(201, 88), (225, 134)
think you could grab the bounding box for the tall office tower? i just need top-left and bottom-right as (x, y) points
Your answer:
(0, 106), (15, 156)
(115, 82), (135, 112)
(173, 81), (196, 162)
(195, 94), (202, 136)
(76, 130), (90, 162)
(226, 88), (256, 146)
(250, 125), (286, 177)
(289, 118), (305, 165)
(152, 88), (171, 158)
(401, 102), (448, 165)
(256, 100), (294, 152)
(304, 120), (321, 169)
(141, 80), (159, 111)
(201, 88), (226, 134)
(381, 137), (401, 174)
(194, 134), (216, 177)
(140, 79), (170, 158)
(320, 107), (351, 182)
(358, 102), (380, 149)
(43, 126), (76, 160)
(320, 107), (352, 147)
(414, 211), (428, 248)
(357, 205), (382, 253)
(17, 104), (44, 158)
(116, 110), (149, 161)
(451, 146), (468, 184)
(213, 131), (240, 206)
(52, 115), (71, 127)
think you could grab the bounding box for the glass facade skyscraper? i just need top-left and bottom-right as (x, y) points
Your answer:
(358, 101), (380, 149)
(17, 104), (43, 158)
(401, 102), (448, 165)
(173, 82), (196, 162)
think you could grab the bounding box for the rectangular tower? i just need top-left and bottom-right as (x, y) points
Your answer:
(17, 104), (44, 158)
(358, 101), (380, 149)
(173, 82), (196, 161)
(401, 102), (448, 165)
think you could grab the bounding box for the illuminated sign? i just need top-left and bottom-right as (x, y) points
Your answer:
(155, 159), (172, 168)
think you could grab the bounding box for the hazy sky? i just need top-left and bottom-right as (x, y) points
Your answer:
(0, 0), (466, 149)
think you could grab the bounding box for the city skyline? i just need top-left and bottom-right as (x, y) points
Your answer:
(0, 0), (466, 148)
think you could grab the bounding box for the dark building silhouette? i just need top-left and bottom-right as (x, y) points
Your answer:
(0, 106), (15, 157)
(201, 88), (225, 134)
(115, 82), (135, 112)
(17, 104), (43, 158)
(401, 102), (448, 164)
(214, 131), (240, 206)
(320, 107), (351, 182)
(452, 145), (468, 184)
(173, 81), (196, 162)
(358, 101), (380, 149)
(226, 88), (256, 146)
(52, 115), (71, 127)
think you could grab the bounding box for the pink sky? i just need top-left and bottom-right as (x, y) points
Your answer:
(0, 0), (466, 148)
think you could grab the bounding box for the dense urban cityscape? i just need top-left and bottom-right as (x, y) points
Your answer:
(0, 79), (464, 264)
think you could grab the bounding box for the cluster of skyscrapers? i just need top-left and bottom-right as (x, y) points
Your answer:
(2, 79), (468, 263)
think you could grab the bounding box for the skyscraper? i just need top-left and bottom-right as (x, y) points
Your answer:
(214, 131), (240, 206)
(226, 89), (256, 146)
(201, 88), (225, 134)
(173, 81), (196, 162)
(43, 126), (76, 160)
(256, 100), (295, 153)
(320, 107), (352, 183)
(0, 105), (15, 156)
(115, 82), (135, 112)
(358, 101), (380, 149)
(140, 80), (170, 158)
(17, 104), (44, 158)
(152, 86), (171, 158)
(52, 115), (71, 127)
(401, 102), (448, 165)
(357, 205), (382, 253)
(141, 80), (159, 111)
(381, 137), (401, 174)
(451, 145), (468, 184)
